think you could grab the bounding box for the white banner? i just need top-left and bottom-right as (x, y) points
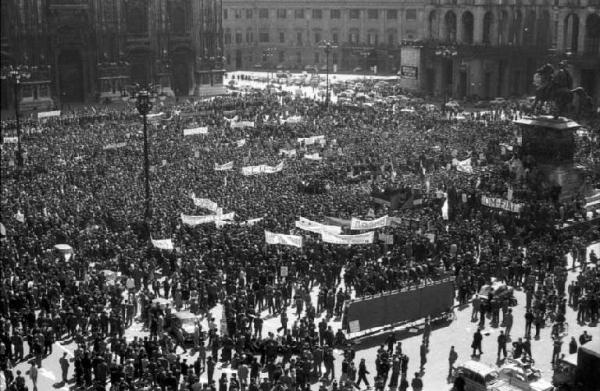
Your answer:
(378, 233), (394, 245)
(297, 135), (325, 145)
(295, 217), (342, 235)
(265, 231), (303, 248)
(321, 231), (374, 245)
(231, 121), (255, 129)
(151, 238), (174, 250)
(284, 116), (303, 124)
(242, 217), (263, 226)
(481, 195), (523, 213)
(241, 161), (284, 176)
(103, 142), (127, 150)
(303, 153), (322, 161)
(456, 157), (473, 174)
(183, 127), (209, 136)
(3, 137), (18, 144)
(236, 139), (247, 147)
(181, 212), (235, 226)
(279, 149), (297, 158)
(37, 110), (61, 119)
(214, 161), (234, 171)
(350, 215), (389, 230)
(192, 196), (219, 212)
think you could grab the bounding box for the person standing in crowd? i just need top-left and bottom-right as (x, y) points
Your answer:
(471, 328), (483, 356)
(410, 372), (423, 391)
(356, 358), (370, 389)
(497, 330), (508, 361)
(59, 352), (70, 384)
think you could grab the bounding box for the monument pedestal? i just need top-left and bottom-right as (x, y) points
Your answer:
(514, 116), (585, 201)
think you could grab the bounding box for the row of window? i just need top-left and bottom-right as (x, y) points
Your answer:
(224, 8), (417, 21)
(227, 51), (339, 66)
(225, 30), (411, 46)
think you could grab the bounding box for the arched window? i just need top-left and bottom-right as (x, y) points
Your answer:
(126, 1), (148, 35)
(510, 10), (523, 45)
(564, 14), (579, 52)
(429, 11), (439, 39)
(584, 14), (600, 55)
(461, 11), (474, 44)
(170, 6), (186, 35)
(444, 11), (457, 41)
(498, 10), (509, 45)
(483, 12), (493, 44)
(523, 10), (536, 45)
(536, 11), (551, 47)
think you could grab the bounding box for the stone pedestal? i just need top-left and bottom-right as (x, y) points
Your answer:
(514, 116), (584, 200)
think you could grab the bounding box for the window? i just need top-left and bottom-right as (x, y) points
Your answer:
(332, 53), (338, 64)
(294, 9), (304, 19)
(349, 30), (359, 44)
(235, 31), (243, 44)
(259, 9), (269, 18)
(224, 29), (232, 44)
(349, 9), (360, 19)
(388, 32), (395, 45)
(368, 32), (378, 45)
(279, 31), (285, 43)
(332, 32), (339, 44)
(315, 31), (321, 44)
(314, 52), (320, 63)
(330, 9), (341, 19)
(312, 9), (322, 19)
(368, 9), (378, 19)
(223, 9), (228, 19)
(277, 9), (286, 18)
(296, 51), (302, 63)
(259, 32), (269, 42)
(235, 9), (242, 19)
(246, 30), (253, 43)
(246, 9), (252, 19)
(279, 51), (285, 63)
(296, 31), (303, 46)
(387, 10), (397, 19)
(406, 9), (417, 20)
(126, 2), (148, 34)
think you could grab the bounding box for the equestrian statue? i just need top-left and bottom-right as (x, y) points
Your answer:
(531, 60), (594, 120)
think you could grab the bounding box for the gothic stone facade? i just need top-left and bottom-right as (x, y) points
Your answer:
(1, 0), (225, 110)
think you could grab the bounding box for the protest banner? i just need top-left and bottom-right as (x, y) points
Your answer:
(242, 162), (284, 176)
(37, 110), (61, 119)
(151, 238), (174, 251)
(192, 196), (219, 212)
(103, 142), (127, 150)
(321, 231), (374, 245)
(297, 135), (325, 145)
(378, 233), (394, 244)
(183, 127), (209, 136)
(236, 139), (246, 147)
(181, 212), (235, 226)
(456, 157), (473, 174)
(231, 121), (255, 129)
(303, 153), (322, 161)
(265, 231), (303, 248)
(350, 215), (389, 230)
(214, 161), (234, 171)
(295, 217), (342, 235)
(279, 149), (297, 158)
(3, 137), (18, 144)
(481, 195), (524, 213)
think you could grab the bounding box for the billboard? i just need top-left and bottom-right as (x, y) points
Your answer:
(345, 277), (455, 332)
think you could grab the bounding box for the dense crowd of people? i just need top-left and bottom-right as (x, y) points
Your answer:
(1, 81), (599, 391)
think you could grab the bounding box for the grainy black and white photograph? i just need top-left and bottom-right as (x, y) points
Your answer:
(1, 0), (599, 390)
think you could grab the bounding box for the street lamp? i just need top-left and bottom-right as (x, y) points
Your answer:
(262, 47), (277, 81)
(357, 49), (371, 80)
(1, 66), (31, 168)
(434, 45), (458, 108)
(318, 40), (339, 107)
(130, 86), (158, 240)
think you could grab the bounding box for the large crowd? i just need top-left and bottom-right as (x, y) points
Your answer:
(1, 82), (599, 391)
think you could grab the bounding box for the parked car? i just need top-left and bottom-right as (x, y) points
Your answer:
(453, 360), (508, 391)
(498, 362), (553, 391)
(171, 310), (203, 346)
(477, 282), (516, 305)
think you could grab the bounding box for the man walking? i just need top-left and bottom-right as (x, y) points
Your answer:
(471, 328), (483, 356)
(448, 346), (458, 378)
(356, 358), (370, 389)
(497, 331), (508, 360)
(504, 309), (513, 337)
(59, 352), (70, 384)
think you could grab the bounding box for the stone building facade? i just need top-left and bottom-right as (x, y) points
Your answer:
(1, 0), (225, 110)
(222, 0), (600, 102)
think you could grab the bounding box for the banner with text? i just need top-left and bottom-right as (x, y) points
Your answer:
(297, 135), (325, 145)
(241, 161), (284, 176)
(321, 231), (374, 245)
(350, 215), (389, 230)
(181, 212), (235, 226)
(151, 238), (174, 250)
(192, 196), (219, 212)
(183, 127), (209, 136)
(265, 231), (303, 248)
(37, 110), (61, 119)
(103, 142), (127, 150)
(279, 149), (297, 158)
(214, 161), (234, 171)
(304, 153), (322, 161)
(481, 195), (524, 213)
(295, 217), (342, 235)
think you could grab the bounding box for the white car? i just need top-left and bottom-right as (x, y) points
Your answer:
(498, 362), (553, 391)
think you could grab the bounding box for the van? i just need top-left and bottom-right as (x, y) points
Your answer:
(454, 360), (518, 391)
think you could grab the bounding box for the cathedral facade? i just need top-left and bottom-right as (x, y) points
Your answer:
(1, 0), (225, 110)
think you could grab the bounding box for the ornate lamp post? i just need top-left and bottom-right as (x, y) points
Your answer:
(318, 40), (339, 107)
(1, 66), (31, 168)
(123, 85), (157, 239)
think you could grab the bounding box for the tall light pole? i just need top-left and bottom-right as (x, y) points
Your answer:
(263, 47), (277, 81)
(123, 86), (157, 240)
(318, 40), (338, 107)
(357, 49), (371, 80)
(1, 66), (31, 168)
